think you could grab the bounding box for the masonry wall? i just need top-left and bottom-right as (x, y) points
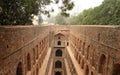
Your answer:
(0, 25), (120, 75)
(0, 26), (50, 75)
(69, 25), (120, 75)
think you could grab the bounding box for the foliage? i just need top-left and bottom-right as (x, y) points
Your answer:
(55, 14), (67, 25)
(38, 13), (43, 25)
(68, 0), (120, 25)
(65, 16), (78, 25)
(46, 16), (55, 24)
(0, 0), (74, 25)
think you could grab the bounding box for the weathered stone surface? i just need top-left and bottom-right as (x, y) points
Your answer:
(0, 25), (119, 75)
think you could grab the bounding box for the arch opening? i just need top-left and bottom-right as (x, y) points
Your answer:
(67, 42), (69, 46)
(58, 37), (61, 39)
(81, 60), (84, 69)
(56, 49), (62, 57)
(27, 53), (31, 71)
(98, 54), (106, 74)
(55, 71), (61, 75)
(78, 56), (81, 64)
(85, 65), (89, 75)
(112, 64), (120, 75)
(82, 42), (85, 55)
(36, 67), (39, 75)
(55, 61), (62, 68)
(16, 62), (23, 75)
(91, 72), (94, 75)
(86, 45), (90, 59)
(58, 41), (61, 45)
(33, 48), (35, 64)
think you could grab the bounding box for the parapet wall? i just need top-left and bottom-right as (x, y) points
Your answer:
(69, 25), (120, 75)
(0, 26), (50, 59)
(70, 25), (120, 50)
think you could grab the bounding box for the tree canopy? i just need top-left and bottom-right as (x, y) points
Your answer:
(0, 0), (74, 25)
(55, 13), (67, 25)
(66, 0), (120, 25)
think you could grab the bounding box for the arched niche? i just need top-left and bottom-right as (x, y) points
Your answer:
(85, 65), (89, 75)
(98, 54), (106, 74)
(56, 49), (62, 57)
(27, 53), (31, 71)
(16, 62), (23, 75)
(55, 60), (62, 68)
(55, 71), (62, 75)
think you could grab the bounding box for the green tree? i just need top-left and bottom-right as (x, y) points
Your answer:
(69, 0), (120, 25)
(46, 16), (55, 24)
(38, 13), (43, 25)
(65, 16), (78, 25)
(55, 13), (67, 25)
(0, 0), (74, 25)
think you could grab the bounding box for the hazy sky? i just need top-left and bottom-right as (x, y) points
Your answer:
(70, 0), (104, 15)
(43, 0), (104, 18)
(33, 0), (104, 24)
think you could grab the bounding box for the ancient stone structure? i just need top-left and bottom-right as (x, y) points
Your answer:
(0, 25), (120, 75)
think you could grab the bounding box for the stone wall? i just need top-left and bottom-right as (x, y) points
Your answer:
(69, 25), (120, 75)
(0, 26), (50, 75)
(0, 25), (120, 75)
